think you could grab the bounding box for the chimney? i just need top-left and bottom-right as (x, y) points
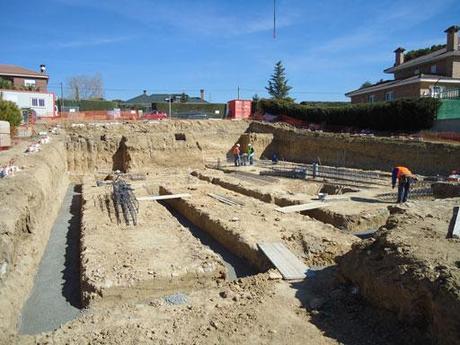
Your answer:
(394, 47), (405, 66)
(445, 25), (459, 51)
(200, 89), (205, 101)
(40, 64), (46, 74)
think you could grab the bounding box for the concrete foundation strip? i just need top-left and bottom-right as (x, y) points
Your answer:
(137, 193), (191, 201)
(257, 242), (309, 280)
(275, 202), (330, 213)
(207, 193), (243, 206)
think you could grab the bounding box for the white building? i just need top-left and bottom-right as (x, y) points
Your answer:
(0, 89), (57, 118)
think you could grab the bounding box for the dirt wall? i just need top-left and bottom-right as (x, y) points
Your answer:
(337, 201), (460, 345)
(66, 120), (251, 174)
(247, 122), (460, 175)
(0, 141), (68, 341)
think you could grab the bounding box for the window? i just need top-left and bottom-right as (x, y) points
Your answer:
(368, 94), (375, 103)
(32, 98), (38, 106)
(430, 65), (437, 74)
(24, 79), (36, 87)
(384, 91), (394, 102)
(39, 99), (45, 107)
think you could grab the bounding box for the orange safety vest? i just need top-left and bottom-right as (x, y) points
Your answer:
(395, 166), (412, 179)
(233, 146), (240, 155)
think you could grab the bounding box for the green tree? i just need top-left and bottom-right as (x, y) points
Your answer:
(251, 93), (260, 114)
(180, 93), (189, 103)
(360, 81), (373, 89)
(265, 61), (292, 101)
(0, 77), (13, 90)
(0, 98), (22, 128)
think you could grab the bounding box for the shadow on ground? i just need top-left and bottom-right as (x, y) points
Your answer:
(291, 266), (431, 345)
(158, 201), (257, 280)
(62, 184), (83, 308)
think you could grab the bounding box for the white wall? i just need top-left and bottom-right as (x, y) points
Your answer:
(0, 90), (56, 117)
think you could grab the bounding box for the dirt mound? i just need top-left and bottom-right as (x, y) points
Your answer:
(337, 200), (460, 345)
(0, 139), (68, 341)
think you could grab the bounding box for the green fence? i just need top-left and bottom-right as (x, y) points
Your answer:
(437, 99), (460, 120)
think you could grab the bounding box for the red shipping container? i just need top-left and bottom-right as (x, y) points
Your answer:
(227, 99), (252, 119)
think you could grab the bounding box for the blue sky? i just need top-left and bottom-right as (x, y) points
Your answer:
(1, 0), (459, 102)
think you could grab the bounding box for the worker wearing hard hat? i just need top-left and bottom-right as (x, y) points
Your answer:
(233, 143), (241, 167)
(247, 143), (255, 165)
(391, 166), (418, 203)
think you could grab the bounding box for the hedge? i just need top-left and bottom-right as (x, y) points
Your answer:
(58, 99), (117, 111)
(153, 102), (227, 119)
(258, 98), (440, 131)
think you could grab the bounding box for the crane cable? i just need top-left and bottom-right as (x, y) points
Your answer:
(273, 0), (276, 39)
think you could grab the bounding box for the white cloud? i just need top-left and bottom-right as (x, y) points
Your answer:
(54, 36), (132, 48)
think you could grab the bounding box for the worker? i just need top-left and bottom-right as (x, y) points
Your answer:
(233, 143), (241, 167)
(391, 166), (417, 203)
(247, 143), (255, 165)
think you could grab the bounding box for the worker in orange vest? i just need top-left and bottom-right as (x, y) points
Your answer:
(391, 166), (418, 203)
(233, 143), (241, 167)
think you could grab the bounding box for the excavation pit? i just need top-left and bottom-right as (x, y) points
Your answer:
(1, 120), (459, 345)
(192, 169), (391, 232)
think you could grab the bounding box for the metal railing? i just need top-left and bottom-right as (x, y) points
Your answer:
(432, 88), (460, 99)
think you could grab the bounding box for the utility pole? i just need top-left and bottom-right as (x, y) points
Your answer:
(237, 86), (240, 100)
(168, 94), (172, 119)
(60, 82), (64, 116)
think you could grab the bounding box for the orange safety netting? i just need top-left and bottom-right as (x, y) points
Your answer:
(38, 110), (143, 122)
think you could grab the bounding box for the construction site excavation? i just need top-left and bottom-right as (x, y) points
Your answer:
(1, 120), (460, 345)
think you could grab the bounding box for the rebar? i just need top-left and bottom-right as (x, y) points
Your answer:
(112, 176), (139, 226)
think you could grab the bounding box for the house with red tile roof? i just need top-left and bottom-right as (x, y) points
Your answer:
(0, 64), (49, 92)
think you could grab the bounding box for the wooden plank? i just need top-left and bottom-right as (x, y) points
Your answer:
(258, 242), (308, 280)
(451, 206), (460, 238)
(137, 193), (191, 201)
(275, 202), (330, 214)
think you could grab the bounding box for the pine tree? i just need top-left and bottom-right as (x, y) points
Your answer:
(265, 61), (292, 101)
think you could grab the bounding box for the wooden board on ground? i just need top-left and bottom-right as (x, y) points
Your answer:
(312, 195), (350, 202)
(137, 193), (191, 201)
(450, 206), (460, 238)
(275, 202), (330, 213)
(258, 242), (308, 280)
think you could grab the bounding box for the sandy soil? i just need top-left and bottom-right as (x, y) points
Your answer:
(80, 178), (226, 306)
(15, 270), (431, 345)
(159, 176), (358, 269)
(0, 138), (68, 342)
(192, 168), (392, 232)
(338, 199), (460, 345)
